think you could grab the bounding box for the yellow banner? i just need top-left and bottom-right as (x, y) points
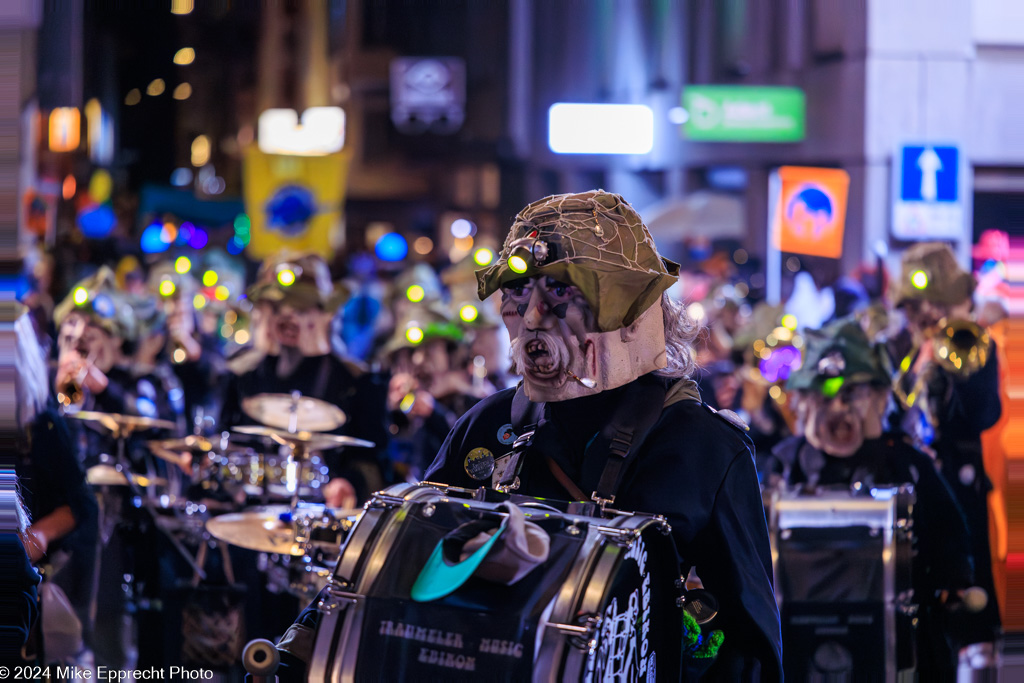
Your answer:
(242, 146), (351, 260)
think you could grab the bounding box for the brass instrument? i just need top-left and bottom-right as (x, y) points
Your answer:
(893, 318), (991, 409)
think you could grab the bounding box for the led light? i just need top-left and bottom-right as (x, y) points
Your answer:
(202, 270), (218, 287)
(413, 236), (434, 255)
(508, 255), (528, 274)
(173, 47), (195, 65)
(62, 175), (76, 200)
(822, 376), (845, 399)
(193, 294), (207, 309)
(769, 386), (783, 400)
(406, 285), (425, 303)
(687, 302), (706, 322)
(459, 304), (479, 323)
(548, 103), (654, 155)
(405, 326), (424, 344)
(147, 79), (166, 97)
(173, 348), (187, 364)
(225, 311), (237, 324)
(258, 107), (346, 156)
(171, 0), (193, 14)
(450, 219), (475, 239)
(474, 248), (494, 266)
(234, 329), (250, 345)
(159, 279), (176, 297)
(125, 89), (141, 106)
(911, 270), (928, 289)
(174, 256), (191, 274)
(399, 393), (416, 413)
(375, 233), (408, 262)
(173, 83), (192, 100)
(781, 314), (797, 331)
(73, 287), (89, 305)
(221, 324), (234, 337)
(49, 108), (81, 152)
(191, 135), (211, 167)
(214, 285), (229, 301)
(277, 269), (296, 287)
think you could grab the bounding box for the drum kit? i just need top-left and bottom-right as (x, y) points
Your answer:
(69, 392), (372, 594)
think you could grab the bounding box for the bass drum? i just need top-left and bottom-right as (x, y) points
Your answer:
(309, 482), (683, 682)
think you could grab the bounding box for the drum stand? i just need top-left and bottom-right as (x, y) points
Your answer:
(108, 424), (208, 581)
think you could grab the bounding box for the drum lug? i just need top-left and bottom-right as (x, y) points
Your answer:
(319, 584), (363, 613)
(595, 526), (640, 547)
(545, 614), (602, 652)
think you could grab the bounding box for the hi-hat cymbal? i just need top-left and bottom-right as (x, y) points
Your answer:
(232, 425), (374, 453)
(69, 410), (176, 433)
(86, 463), (166, 488)
(205, 506), (359, 555)
(242, 393), (346, 432)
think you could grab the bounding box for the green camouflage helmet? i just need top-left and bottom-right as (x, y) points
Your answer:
(476, 190), (680, 332)
(893, 241), (975, 306)
(248, 251), (346, 311)
(54, 266), (138, 341)
(786, 318), (891, 394)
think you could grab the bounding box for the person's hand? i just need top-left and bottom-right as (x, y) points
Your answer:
(56, 351), (109, 395)
(323, 477), (358, 509)
(388, 373), (418, 411)
(297, 310), (332, 357)
(167, 308), (202, 361)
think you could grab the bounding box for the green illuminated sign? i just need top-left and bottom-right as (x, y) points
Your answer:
(683, 86), (805, 142)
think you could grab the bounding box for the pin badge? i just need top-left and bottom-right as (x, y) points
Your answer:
(464, 447), (495, 480)
(497, 424), (516, 445)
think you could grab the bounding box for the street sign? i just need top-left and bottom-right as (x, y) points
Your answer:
(682, 86), (805, 142)
(892, 143), (964, 240)
(770, 166), (850, 259)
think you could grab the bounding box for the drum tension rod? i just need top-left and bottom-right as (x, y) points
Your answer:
(545, 615), (602, 651)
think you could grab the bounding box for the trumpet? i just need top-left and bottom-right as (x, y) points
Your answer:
(893, 318), (991, 409)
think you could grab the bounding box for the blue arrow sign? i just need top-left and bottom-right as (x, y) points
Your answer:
(900, 145), (958, 202)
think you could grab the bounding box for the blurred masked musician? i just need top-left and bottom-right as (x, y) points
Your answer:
(765, 319), (975, 678)
(887, 242), (1003, 655)
(147, 261), (226, 430)
(221, 253), (389, 508)
(53, 267), (180, 467)
(426, 190), (782, 680)
(380, 306), (470, 482)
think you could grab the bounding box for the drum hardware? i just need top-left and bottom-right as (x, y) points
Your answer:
(543, 615), (603, 651)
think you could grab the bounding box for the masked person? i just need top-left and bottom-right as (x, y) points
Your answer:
(765, 319), (975, 678)
(221, 253), (389, 507)
(887, 242), (1002, 657)
(425, 190), (782, 680)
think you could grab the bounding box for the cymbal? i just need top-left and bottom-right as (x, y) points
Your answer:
(205, 506), (359, 556)
(69, 410), (176, 433)
(86, 463), (166, 488)
(241, 393), (347, 432)
(232, 425), (374, 453)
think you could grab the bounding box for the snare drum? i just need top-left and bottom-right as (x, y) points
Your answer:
(309, 483), (683, 682)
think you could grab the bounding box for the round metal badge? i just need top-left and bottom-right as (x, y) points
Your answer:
(464, 447), (496, 480)
(497, 424), (516, 446)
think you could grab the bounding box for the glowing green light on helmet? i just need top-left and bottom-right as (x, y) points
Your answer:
(406, 285), (425, 303)
(821, 376), (845, 399)
(459, 304), (479, 323)
(508, 255), (528, 274)
(73, 287), (89, 306)
(911, 270), (928, 290)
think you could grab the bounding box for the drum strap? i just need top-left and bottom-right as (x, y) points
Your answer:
(503, 376), (670, 505)
(588, 376), (667, 505)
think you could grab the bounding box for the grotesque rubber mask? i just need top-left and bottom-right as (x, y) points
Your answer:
(796, 383), (888, 458)
(501, 276), (666, 402)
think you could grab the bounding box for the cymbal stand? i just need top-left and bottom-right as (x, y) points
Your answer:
(286, 391), (306, 510)
(110, 423), (207, 581)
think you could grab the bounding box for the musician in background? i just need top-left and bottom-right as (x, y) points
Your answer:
(426, 191), (782, 680)
(765, 318), (974, 678)
(888, 242), (1003, 660)
(220, 253), (389, 506)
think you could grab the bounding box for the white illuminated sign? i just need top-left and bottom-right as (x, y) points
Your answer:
(548, 103), (654, 155)
(258, 107), (345, 156)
